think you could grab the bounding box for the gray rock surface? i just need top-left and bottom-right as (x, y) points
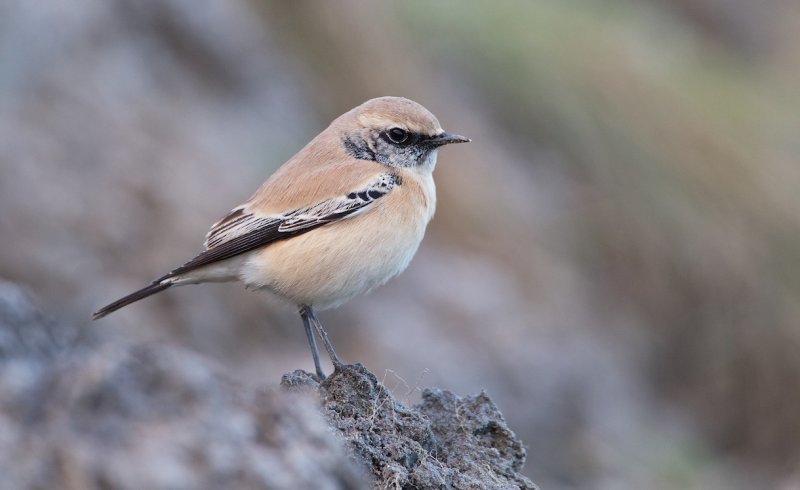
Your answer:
(0, 280), (535, 489)
(283, 365), (537, 489)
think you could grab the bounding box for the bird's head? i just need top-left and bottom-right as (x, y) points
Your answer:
(337, 96), (470, 171)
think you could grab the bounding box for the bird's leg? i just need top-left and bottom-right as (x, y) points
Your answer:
(299, 305), (325, 379)
(303, 305), (344, 372)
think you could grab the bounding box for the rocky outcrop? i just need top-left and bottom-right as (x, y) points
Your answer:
(0, 281), (535, 489)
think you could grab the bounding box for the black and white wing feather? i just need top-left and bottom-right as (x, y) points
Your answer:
(167, 172), (401, 279)
(92, 172), (401, 319)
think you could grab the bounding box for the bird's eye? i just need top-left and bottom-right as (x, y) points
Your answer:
(387, 127), (410, 144)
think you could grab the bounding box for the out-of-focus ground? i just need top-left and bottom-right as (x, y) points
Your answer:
(1, 1), (799, 488)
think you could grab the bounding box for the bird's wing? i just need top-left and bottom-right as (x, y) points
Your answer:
(277, 172), (401, 232)
(160, 172), (401, 281)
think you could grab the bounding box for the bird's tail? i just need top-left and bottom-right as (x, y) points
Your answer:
(92, 281), (172, 320)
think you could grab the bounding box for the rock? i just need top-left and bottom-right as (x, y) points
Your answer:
(0, 281), (366, 490)
(282, 364), (537, 490)
(0, 280), (536, 489)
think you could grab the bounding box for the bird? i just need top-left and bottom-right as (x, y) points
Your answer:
(93, 96), (470, 379)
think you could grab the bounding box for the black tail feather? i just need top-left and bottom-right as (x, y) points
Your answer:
(92, 281), (172, 320)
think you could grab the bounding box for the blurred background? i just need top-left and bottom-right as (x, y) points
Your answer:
(2, 0), (799, 488)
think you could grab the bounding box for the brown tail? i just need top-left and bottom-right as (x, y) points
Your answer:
(92, 281), (172, 320)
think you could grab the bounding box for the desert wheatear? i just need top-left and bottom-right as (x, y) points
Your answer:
(94, 96), (469, 378)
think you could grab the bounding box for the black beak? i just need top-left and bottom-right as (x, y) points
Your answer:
(426, 132), (471, 147)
